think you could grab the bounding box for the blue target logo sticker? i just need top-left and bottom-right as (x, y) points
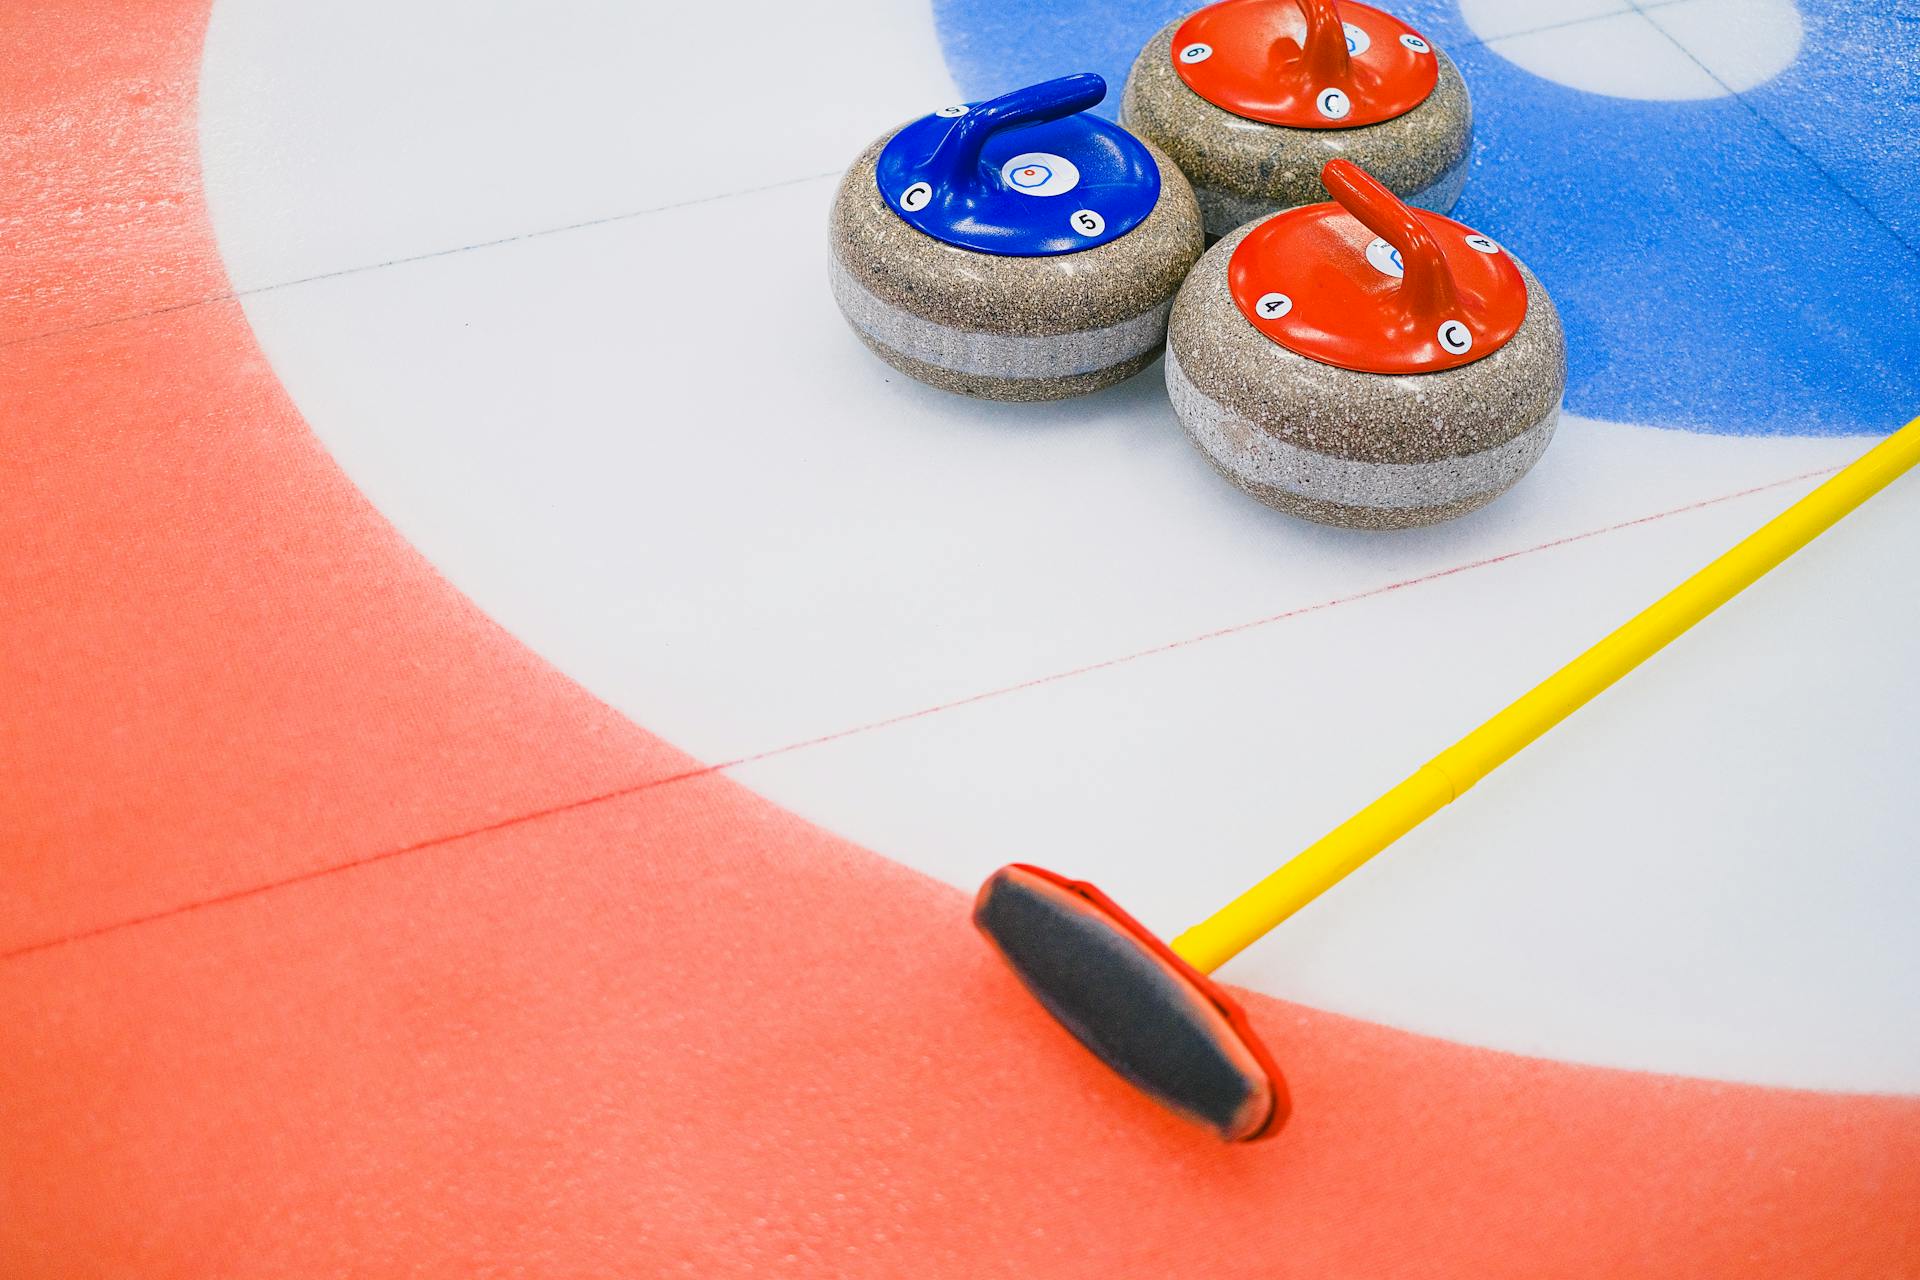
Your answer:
(1365, 236), (1405, 278)
(1344, 23), (1370, 56)
(1000, 151), (1080, 197)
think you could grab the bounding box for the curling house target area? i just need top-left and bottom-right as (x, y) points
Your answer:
(200, 0), (1918, 1090)
(4, 0), (1916, 1272)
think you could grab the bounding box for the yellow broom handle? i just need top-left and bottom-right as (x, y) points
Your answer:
(1173, 415), (1920, 975)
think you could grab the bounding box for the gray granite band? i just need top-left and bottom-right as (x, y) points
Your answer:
(1193, 148), (1470, 240)
(1166, 345), (1558, 510)
(829, 255), (1174, 380)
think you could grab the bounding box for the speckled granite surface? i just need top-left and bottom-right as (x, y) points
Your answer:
(1166, 220), (1565, 528)
(829, 126), (1203, 399)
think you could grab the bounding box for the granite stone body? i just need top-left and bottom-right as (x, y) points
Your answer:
(830, 131), (1205, 401)
(1121, 19), (1472, 238)
(1166, 222), (1566, 529)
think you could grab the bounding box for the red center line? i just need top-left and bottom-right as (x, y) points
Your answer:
(720, 464), (1842, 769)
(2, 465), (1838, 964)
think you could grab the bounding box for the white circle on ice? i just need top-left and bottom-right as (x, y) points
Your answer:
(1365, 236), (1406, 278)
(1344, 22), (1371, 56)
(934, 103), (969, 118)
(1438, 318), (1474, 354)
(1070, 208), (1105, 236)
(1462, 0), (1803, 100)
(1253, 291), (1293, 319)
(198, 0), (1920, 1096)
(1316, 86), (1352, 119)
(999, 151), (1079, 198)
(1179, 41), (1213, 63)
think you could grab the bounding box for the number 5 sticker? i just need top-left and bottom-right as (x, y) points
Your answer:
(1072, 209), (1105, 237)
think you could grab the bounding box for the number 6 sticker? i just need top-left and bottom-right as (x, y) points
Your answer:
(1072, 209), (1106, 237)
(900, 182), (933, 212)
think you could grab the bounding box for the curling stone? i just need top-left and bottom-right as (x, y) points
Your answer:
(830, 73), (1203, 401)
(1166, 158), (1565, 529)
(1121, 0), (1472, 239)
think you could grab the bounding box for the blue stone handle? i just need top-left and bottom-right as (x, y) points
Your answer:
(874, 72), (1154, 255)
(924, 73), (1107, 194)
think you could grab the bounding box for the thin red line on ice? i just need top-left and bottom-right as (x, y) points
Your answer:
(1, 465), (1840, 963)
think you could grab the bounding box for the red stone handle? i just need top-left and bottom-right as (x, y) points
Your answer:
(1278, 0), (1354, 93)
(1321, 157), (1460, 320)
